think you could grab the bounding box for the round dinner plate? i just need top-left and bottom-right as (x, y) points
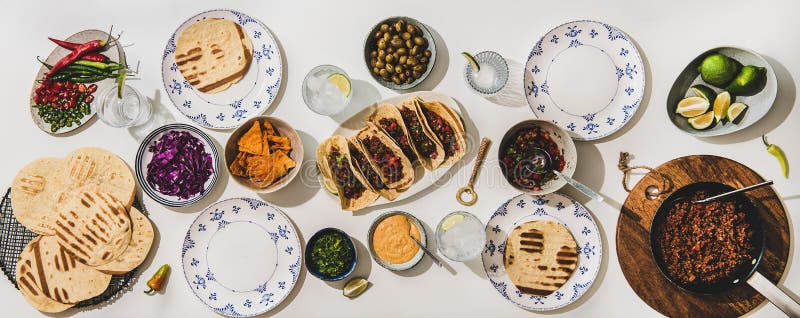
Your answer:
(524, 20), (645, 140)
(162, 9), (283, 129)
(135, 123), (220, 207)
(482, 192), (602, 311)
(182, 198), (302, 317)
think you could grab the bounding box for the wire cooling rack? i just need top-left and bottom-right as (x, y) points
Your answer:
(0, 188), (143, 308)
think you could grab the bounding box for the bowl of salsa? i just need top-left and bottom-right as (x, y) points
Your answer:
(499, 119), (577, 195)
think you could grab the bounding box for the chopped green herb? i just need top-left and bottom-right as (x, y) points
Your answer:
(311, 232), (353, 278)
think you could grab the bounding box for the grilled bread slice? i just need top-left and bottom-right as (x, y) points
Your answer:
(59, 147), (136, 209)
(11, 158), (65, 235)
(94, 207), (153, 274)
(504, 220), (579, 296)
(16, 236), (111, 312)
(54, 191), (132, 266)
(176, 18), (253, 94)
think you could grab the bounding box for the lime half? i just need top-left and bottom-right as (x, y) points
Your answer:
(726, 65), (767, 96)
(327, 73), (351, 97)
(690, 84), (717, 102)
(688, 111), (716, 130)
(343, 277), (369, 298)
(727, 102), (748, 124)
(675, 96), (710, 118)
(461, 52), (480, 72)
(712, 91), (732, 123)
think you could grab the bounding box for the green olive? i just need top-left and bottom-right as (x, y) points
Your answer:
(375, 60), (385, 69)
(394, 20), (405, 32)
(413, 70), (422, 78)
(392, 34), (400, 40)
(374, 31), (382, 40)
(398, 72), (406, 82)
(410, 46), (419, 56)
(386, 64), (395, 74)
(413, 65), (425, 73)
(413, 36), (426, 46)
(373, 67), (380, 74)
(386, 47), (395, 54)
(377, 39), (387, 50)
(407, 56), (418, 66)
(392, 75), (402, 85)
(377, 49), (385, 58)
(419, 56), (428, 64)
(403, 69), (412, 78)
(424, 49), (432, 57)
(396, 47), (407, 55)
(406, 24), (418, 35)
(390, 38), (404, 48)
(405, 76), (414, 84)
(385, 54), (394, 63)
(379, 68), (388, 77)
(405, 39), (413, 49)
(382, 32), (390, 41)
(380, 24), (389, 32)
(395, 65), (403, 74)
(398, 55), (407, 65)
(401, 32), (411, 40)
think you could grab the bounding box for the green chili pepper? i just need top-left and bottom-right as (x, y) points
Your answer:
(117, 59), (127, 98)
(762, 135), (788, 178)
(144, 264), (171, 295)
(72, 59), (112, 70)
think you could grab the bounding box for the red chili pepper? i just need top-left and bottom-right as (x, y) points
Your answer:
(49, 37), (110, 63)
(46, 39), (106, 77)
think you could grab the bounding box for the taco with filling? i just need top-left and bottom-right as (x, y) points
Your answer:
(353, 124), (414, 190)
(396, 99), (445, 170)
(316, 136), (379, 211)
(368, 104), (417, 163)
(347, 136), (404, 201)
(416, 97), (467, 166)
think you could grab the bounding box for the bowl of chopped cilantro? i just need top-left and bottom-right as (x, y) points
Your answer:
(305, 228), (357, 281)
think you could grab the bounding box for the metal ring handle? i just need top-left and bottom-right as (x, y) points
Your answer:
(456, 187), (477, 206)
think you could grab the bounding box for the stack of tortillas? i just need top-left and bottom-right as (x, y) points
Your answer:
(10, 147), (154, 313)
(504, 220), (579, 297)
(175, 18), (253, 94)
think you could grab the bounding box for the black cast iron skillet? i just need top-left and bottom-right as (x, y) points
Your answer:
(649, 182), (800, 316)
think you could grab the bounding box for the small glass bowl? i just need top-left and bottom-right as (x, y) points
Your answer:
(464, 51), (510, 96)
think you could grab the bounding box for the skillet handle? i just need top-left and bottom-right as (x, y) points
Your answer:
(747, 271), (800, 317)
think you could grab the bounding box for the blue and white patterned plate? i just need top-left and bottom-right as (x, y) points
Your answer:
(482, 193), (602, 311)
(524, 20), (645, 140)
(135, 123), (220, 207)
(182, 198), (301, 317)
(162, 9), (283, 129)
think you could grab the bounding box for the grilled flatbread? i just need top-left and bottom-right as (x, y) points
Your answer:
(11, 158), (65, 235)
(417, 98), (466, 166)
(353, 124), (414, 189)
(94, 207), (154, 274)
(59, 147), (136, 209)
(54, 191), (132, 266)
(504, 220), (579, 296)
(176, 18), (253, 94)
(396, 100), (445, 170)
(16, 236), (111, 312)
(316, 136), (379, 211)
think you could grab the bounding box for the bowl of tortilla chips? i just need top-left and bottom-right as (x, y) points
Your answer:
(225, 116), (302, 193)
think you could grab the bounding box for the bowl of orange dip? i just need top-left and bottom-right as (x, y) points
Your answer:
(368, 211), (427, 271)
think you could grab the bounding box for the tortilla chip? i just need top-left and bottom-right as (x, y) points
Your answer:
(246, 154), (288, 188)
(238, 121), (263, 155)
(229, 152), (249, 177)
(267, 135), (291, 153)
(260, 132), (271, 156)
(274, 150), (296, 169)
(262, 120), (276, 136)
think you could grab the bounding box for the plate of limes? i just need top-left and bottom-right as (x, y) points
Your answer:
(667, 46), (777, 137)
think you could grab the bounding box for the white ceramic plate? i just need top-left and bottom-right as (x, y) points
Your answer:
(482, 192), (602, 311)
(135, 123), (220, 207)
(524, 20), (645, 140)
(29, 29), (124, 134)
(323, 91), (465, 207)
(182, 198), (301, 317)
(162, 9), (283, 129)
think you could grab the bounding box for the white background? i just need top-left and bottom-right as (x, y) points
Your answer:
(1, 0), (798, 317)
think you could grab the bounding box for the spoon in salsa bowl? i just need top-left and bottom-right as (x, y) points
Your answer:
(527, 148), (604, 202)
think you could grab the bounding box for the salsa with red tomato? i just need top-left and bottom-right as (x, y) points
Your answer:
(399, 107), (438, 160)
(378, 118), (417, 161)
(421, 107), (459, 158)
(327, 148), (365, 199)
(349, 143), (387, 191)
(501, 127), (565, 191)
(363, 136), (404, 184)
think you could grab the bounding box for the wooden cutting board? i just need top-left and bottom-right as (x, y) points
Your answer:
(617, 155), (790, 317)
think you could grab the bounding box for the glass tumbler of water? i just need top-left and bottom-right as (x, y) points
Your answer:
(302, 65), (352, 116)
(436, 211), (487, 262)
(97, 84), (152, 128)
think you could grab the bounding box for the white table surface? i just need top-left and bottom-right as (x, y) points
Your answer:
(1, 0), (798, 317)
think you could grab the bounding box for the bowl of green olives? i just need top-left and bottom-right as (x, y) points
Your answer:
(364, 17), (436, 90)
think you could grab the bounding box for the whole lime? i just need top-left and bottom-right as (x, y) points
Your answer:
(726, 65), (767, 96)
(698, 53), (741, 88)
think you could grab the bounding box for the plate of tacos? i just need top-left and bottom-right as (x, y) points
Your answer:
(316, 91), (467, 211)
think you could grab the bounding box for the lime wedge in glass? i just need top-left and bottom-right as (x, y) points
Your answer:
(461, 52), (480, 72)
